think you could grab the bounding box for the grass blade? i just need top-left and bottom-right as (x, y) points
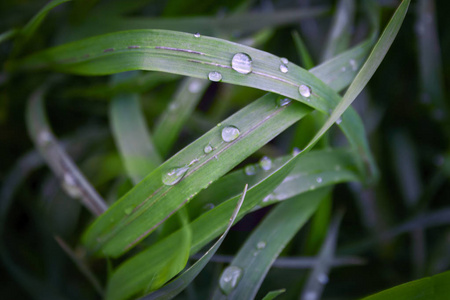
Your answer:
(291, 30), (314, 69)
(262, 289), (286, 300)
(139, 184), (248, 300)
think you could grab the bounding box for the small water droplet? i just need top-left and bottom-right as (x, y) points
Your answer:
(219, 266), (243, 295)
(162, 166), (189, 186)
(38, 131), (52, 145)
(256, 241), (266, 249)
(309, 185), (316, 191)
(204, 143), (213, 154)
(279, 64), (288, 73)
(231, 53), (252, 74)
(341, 66), (347, 72)
(194, 32), (201, 38)
(349, 59), (358, 71)
(221, 126), (240, 142)
(317, 273), (329, 284)
(124, 206), (133, 215)
(262, 194), (275, 203)
(316, 177), (323, 183)
(61, 173), (81, 198)
(277, 98), (291, 107)
(203, 203), (215, 210)
(292, 147), (301, 156)
(304, 291), (318, 300)
(245, 164), (257, 176)
(299, 85), (311, 98)
(280, 57), (289, 65)
(336, 118), (342, 125)
(259, 156), (272, 171)
(208, 71), (222, 82)
(188, 79), (203, 93)
(188, 158), (199, 166)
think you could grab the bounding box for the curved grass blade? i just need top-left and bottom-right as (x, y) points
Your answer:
(0, 28), (19, 45)
(213, 187), (331, 300)
(139, 185), (247, 300)
(262, 289), (286, 300)
(361, 270), (450, 300)
(105, 208), (192, 300)
(83, 94), (311, 257)
(110, 72), (162, 184)
(153, 77), (209, 157)
(300, 211), (343, 300)
(291, 30), (315, 69)
(26, 86), (108, 216)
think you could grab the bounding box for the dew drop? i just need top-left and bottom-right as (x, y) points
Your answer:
(204, 143), (213, 154)
(221, 126), (240, 142)
(299, 85), (311, 98)
(231, 53), (252, 74)
(203, 203), (215, 210)
(188, 79), (203, 93)
(280, 57), (289, 65)
(317, 273), (329, 284)
(336, 118), (342, 125)
(349, 59), (358, 71)
(219, 266), (243, 295)
(279, 64), (288, 73)
(245, 164), (257, 176)
(262, 194), (275, 203)
(259, 156), (272, 171)
(292, 147), (301, 156)
(256, 241), (266, 250)
(316, 177), (323, 183)
(194, 32), (201, 38)
(162, 166), (189, 186)
(38, 131), (52, 146)
(188, 158), (199, 166)
(309, 185), (316, 191)
(304, 291), (318, 300)
(61, 173), (81, 198)
(208, 71), (222, 82)
(277, 98), (291, 107)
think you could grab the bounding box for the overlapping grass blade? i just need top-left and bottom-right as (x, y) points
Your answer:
(212, 187), (331, 300)
(110, 72), (162, 184)
(153, 77), (209, 157)
(138, 185), (247, 300)
(362, 270), (450, 300)
(262, 289), (286, 300)
(83, 94), (311, 257)
(300, 211), (343, 300)
(26, 86), (108, 215)
(291, 30), (315, 69)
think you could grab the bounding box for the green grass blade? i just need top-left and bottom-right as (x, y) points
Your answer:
(300, 211), (343, 300)
(361, 270), (450, 300)
(262, 289), (286, 300)
(26, 86), (108, 215)
(139, 185), (247, 300)
(110, 72), (162, 184)
(213, 188), (331, 300)
(291, 30), (315, 69)
(153, 77), (209, 157)
(0, 28), (19, 45)
(83, 93), (311, 257)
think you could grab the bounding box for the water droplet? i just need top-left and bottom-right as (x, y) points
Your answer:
(304, 291), (318, 300)
(245, 164), (257, 176)
(317, 273), (329, 284)
(262, 194), (275, 203)
(188, 79), (203, 93)
(188, 158), (199, 166)
(277, 98), (291, 107)
(208, 71), (222, 82)
(194, 32), (201, 38)
(349, 59), (357, 71)
(279, 64), (288, 73)
(316, 177), (323, 183)
(203, 203), (215, 210)
(259, 156), (272, 171)
(61, 173), (81, 198)
(292, 147), (301, 156)
(231, 53), (252, 74)
(204, 144), (213, 154)
(124, 206), (133, 215)
(219, 266), (243, 295)
(280, 57), (289, 65)
(341, 66), (347, 72)
(309, 185), (316, 191)
(299, 85), (311, 98)
(38, 131), (52, 145)
(221, 126), (240, 142)
(256, 241), (266, 249)
(162, 166), (189, 186)
(336, 118), (342, 125)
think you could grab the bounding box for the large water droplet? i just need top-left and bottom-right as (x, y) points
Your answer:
(162, 166), (189, 186)
(245, 164), (257, 176)
(280, 57), (289, 65)
(208, 71), (222, 82)
(221, 126), (240, 142)
(279, 64), (288, 73)
(204, 143), (213, 154)
(259, 156), (272, 171)
(256, 241), (266, 249)
(277, 97), (291, 107)
(219, 266), (243, 295)
(61, 173), (81, 198)
(299, 85), (311, 98)
(194, 32), (201, 38)
(231, 53), (252, 74)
